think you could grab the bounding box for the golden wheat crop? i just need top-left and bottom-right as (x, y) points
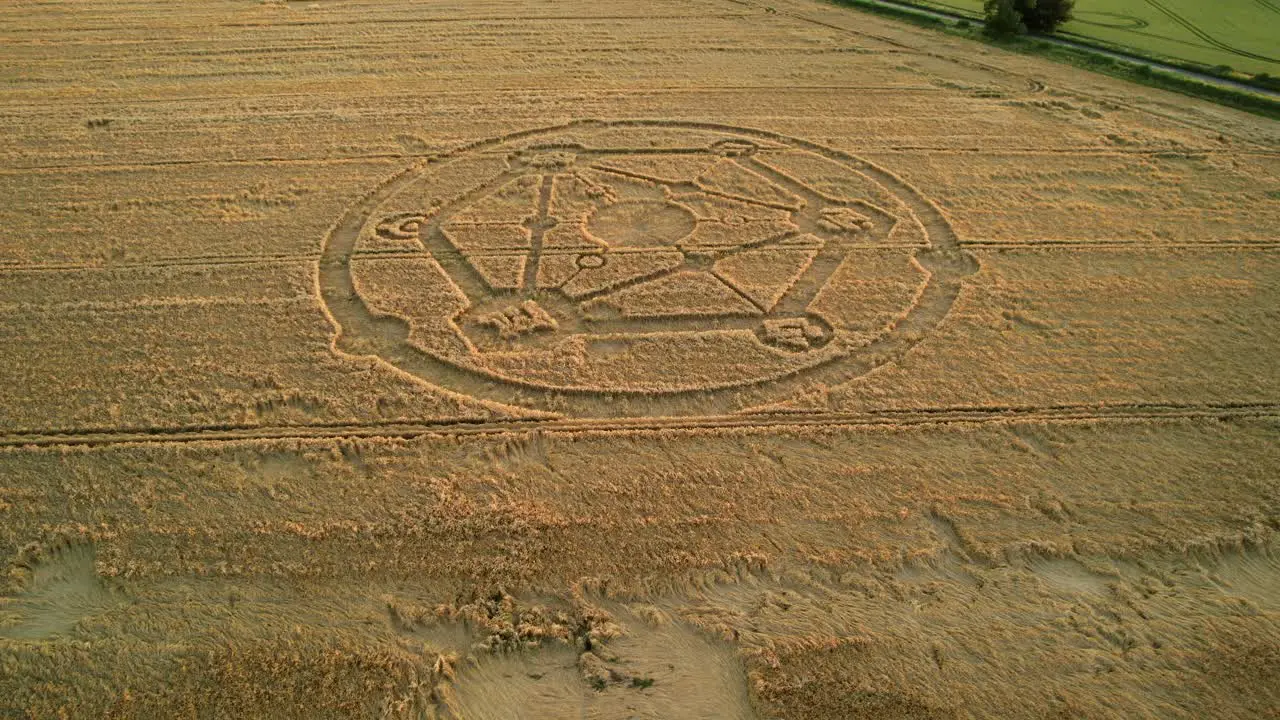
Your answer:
(1, 0), (1277, 717)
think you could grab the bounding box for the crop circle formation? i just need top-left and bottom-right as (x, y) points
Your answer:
(320, 120), (976, 417)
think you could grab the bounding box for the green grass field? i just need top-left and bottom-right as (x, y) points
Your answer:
(915, 0), (1280, 76)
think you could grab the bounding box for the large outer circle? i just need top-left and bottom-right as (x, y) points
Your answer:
(319, 120), (976, 418)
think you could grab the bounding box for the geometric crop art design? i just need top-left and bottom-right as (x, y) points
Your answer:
(319, 120), (977, 417)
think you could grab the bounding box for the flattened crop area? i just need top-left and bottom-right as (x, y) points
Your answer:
(1, 0), (1278, 717)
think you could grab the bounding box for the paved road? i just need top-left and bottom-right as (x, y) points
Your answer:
(856, 0), (1280, 100)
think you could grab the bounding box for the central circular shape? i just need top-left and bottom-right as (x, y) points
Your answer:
(586, 200), (697, 248)
(321, 120), (975, 417)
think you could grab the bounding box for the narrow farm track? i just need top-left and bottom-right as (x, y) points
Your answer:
(3, 401), (1278, 449)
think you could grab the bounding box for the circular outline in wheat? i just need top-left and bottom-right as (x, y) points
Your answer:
(320, 120), (977, 418)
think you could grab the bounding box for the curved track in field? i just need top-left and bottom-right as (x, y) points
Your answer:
(843, 0), (1280, 99)
(1073, 11), (1149, 30)
(1141, 0), (1279, 65)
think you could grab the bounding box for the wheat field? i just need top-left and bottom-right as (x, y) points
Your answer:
(1, 0), (1278, 717)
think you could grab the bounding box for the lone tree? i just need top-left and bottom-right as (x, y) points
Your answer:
(1020, 0), (1074, 33)
(983, 0), (1025, 36)
(984, 0), (1074, 36)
